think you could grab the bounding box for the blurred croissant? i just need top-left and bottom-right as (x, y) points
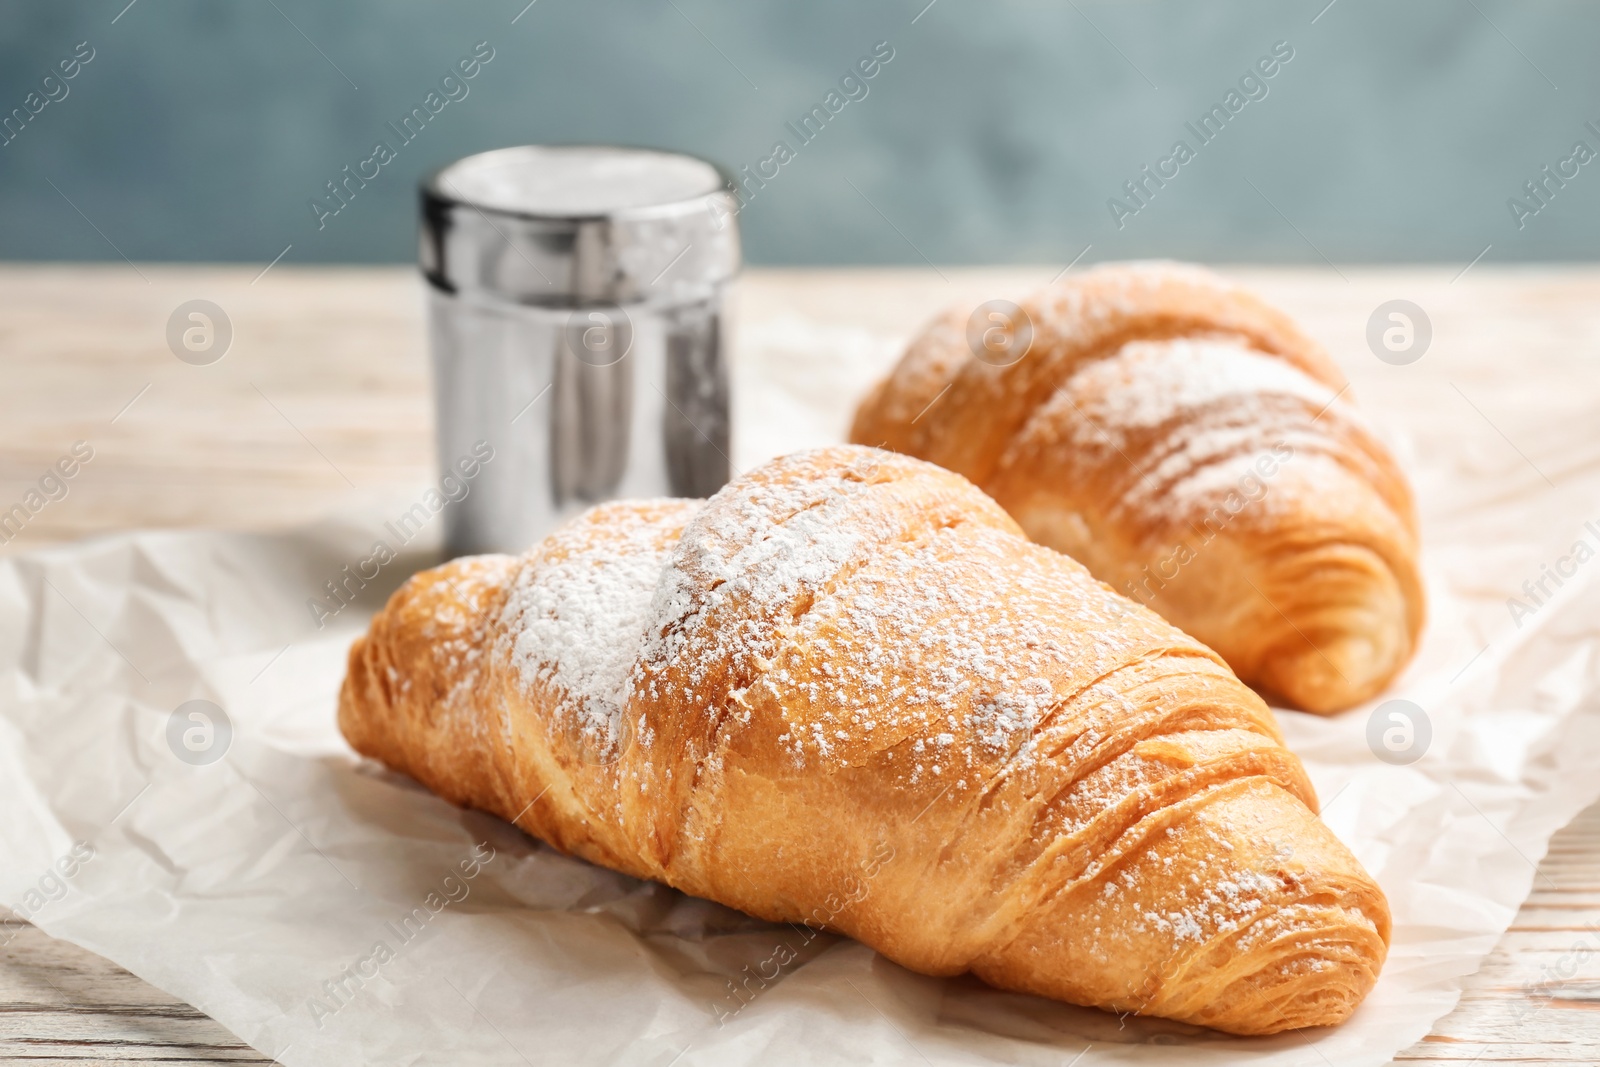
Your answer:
(339, 445), (1389, 1034)
(851, 262), (1424, 713)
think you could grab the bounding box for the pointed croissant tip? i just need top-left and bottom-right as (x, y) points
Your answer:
(1260, 629), (1406, 715)
(1185, 929), (1389, 1035)
(1137, 856), (1391, 1035)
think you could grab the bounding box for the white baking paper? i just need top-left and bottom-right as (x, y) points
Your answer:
(5, 291), (1600, 1066)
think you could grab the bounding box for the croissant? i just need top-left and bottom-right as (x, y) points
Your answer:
(338, 445), (1388, 1035)
(850, 262), (1424, 714)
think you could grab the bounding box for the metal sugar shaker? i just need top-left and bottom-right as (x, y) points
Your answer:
(420, 144), (739, 556)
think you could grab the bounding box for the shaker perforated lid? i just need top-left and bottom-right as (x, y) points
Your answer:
(421, 145), (740, 307)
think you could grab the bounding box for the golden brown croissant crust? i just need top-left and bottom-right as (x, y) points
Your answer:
(339, 445), (1389, 1035)
(850, 262), (1424, 713)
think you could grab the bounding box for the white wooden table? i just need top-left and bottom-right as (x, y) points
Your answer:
(2, 264), (1598, 1064)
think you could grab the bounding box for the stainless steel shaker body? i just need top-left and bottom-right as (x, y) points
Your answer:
(421, 145), (739, 556)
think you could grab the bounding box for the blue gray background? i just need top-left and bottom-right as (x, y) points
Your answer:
(1, 1), (1595, 266)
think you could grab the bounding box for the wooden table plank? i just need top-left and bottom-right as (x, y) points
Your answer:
(1, 910), (270, 1064)
(2, 263), (1597, 1064)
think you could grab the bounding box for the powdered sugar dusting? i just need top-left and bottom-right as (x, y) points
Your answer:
(1013, 335), (1370, 523)
(1072, 337), (1338, 434)
(1013, 262), (1247, 365)
(626, 448), (1194, 795)
(641, 449), (892, 694)
(415, 554), (521, 733)
(499, 501), (695, 753)
(757, 521), (1161, 781)
(773, 529), (1063, 772)
(1100, 825), (1282, 946)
